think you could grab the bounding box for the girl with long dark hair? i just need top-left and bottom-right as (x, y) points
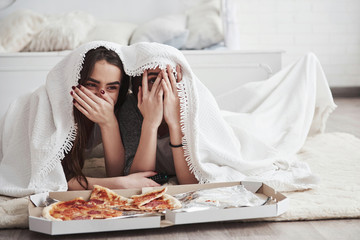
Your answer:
(63, 46), (159, 190)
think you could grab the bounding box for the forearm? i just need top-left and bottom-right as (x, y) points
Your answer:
(67, 176), (125, 190)
(100, 117), (125, 177)
(67, 171), (160, 190)
(169, 124), (198, 185)
(129, 121), (158, 173)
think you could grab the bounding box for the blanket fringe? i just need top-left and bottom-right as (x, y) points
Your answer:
(39, 124), (77, 179)
(177, 78), (208, 184)
(125, 62), (168, 77)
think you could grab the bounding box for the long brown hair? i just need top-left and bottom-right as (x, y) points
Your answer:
(62, 47), (129, 189)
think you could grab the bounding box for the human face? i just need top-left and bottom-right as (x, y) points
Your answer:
(84, 60), (122, 103)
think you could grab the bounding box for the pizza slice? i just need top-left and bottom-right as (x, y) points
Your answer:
(42, 197), (123, 221)
(89, 185), (131, 207)
(138, 194), (182, 211)
(131, 187), (167, 207)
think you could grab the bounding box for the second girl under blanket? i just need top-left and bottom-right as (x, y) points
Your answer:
(0, 41), (336, 197)
(118, 42), (336, 191)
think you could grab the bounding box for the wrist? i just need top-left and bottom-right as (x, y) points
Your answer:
(115, 176), (127, 189)
(142, 119), (161, 131)
(168, 122), (181, 134)
(99, 115), (118, 129)
(169, 141), (183, 148)
(168, 123), (183, 147)
(165, 114), (181, 130)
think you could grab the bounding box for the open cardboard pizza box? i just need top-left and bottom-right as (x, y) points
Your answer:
(28, 181), (289, 235)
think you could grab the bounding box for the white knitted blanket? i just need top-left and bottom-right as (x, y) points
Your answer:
(0, 41), (336, 199)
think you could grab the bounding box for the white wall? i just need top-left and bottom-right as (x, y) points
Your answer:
(234, 0), (360, 87)
(0, 0), (185, 23)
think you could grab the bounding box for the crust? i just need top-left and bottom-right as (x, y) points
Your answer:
(42, 202), (63, 221)
(162, 194), (182, 210)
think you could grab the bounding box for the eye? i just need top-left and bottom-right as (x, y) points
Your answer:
(148, 78), (156, 84)
(107, 86), (119, 91)
(85, 83), (97, 88)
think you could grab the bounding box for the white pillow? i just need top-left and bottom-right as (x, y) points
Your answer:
(130, 14), (189, 49)
(23, 11), (95, 52)
(0, 10), (46, 52)
(184, 0), (224, 49)
(85, 21), (138, 46)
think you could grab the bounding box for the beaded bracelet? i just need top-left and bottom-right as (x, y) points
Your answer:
(169, 141), (183, 148)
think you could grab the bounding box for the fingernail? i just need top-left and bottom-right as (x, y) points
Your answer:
(76, 84), (81, 88)
(70, 91), (73, 95)
(100, 90), (105, 94)
(73, 99), (76, 104)
(72, 86), (75, 90)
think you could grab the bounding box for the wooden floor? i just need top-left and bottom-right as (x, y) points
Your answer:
(1, 219), (360, 240)
(1, 97), (359, 240)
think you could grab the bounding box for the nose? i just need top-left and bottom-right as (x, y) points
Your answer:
(96, 89), (105, 98)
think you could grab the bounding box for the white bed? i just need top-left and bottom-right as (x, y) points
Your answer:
(0, 0), (283, 118)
